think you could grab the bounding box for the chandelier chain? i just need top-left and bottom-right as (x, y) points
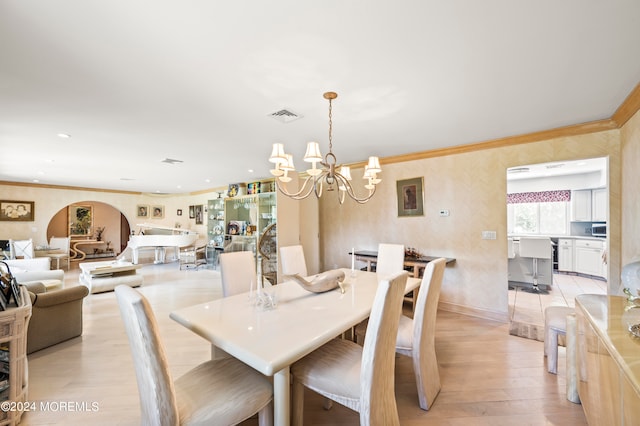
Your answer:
(328, 97), (333, 155)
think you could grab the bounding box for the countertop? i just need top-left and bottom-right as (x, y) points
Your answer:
(575, 294), (640, 395)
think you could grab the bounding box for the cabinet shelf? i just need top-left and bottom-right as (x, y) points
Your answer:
(0, 287), (31, 426)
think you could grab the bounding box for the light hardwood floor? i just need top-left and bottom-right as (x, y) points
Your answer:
(20, 263), (587, 425)
(509, 272), (607, 341)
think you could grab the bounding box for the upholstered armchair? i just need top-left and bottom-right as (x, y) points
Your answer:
(24, 282), (89, 354)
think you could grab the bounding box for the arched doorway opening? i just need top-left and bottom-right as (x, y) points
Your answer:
(47, 201), (131, 259)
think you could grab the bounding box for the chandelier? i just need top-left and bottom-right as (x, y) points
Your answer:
(268, 91), (382, 204)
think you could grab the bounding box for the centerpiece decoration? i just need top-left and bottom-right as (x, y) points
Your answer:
(287, 269), (346, 294)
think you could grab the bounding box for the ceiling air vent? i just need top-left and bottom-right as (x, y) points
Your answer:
(161, 158), (183, 165)
(269, 109), (302, 123)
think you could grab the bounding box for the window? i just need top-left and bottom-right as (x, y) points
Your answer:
(508, 201), (568, 235)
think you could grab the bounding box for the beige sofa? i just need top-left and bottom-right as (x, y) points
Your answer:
(4, 257), (64, 290)
(23, 282), (89, 354)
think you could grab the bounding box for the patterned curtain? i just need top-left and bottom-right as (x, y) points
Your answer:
(507, 190), (571, 204)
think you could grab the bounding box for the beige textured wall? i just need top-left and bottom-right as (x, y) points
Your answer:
(319, 129), (621, 321)
(621, 109), (640, 266)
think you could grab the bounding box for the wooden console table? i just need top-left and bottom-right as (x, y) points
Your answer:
(70, 239), (115, 261)
(350, 250), (455, 308)
(351, 250), (455, 278)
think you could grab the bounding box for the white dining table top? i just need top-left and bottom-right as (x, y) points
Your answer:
(170, 268), (421, 376)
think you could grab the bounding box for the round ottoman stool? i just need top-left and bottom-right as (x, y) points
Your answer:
(544, 306), (575, 374)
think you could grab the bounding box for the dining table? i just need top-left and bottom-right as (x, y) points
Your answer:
(170, 268), (421, 426)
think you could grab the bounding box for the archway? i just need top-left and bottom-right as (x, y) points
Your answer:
(47, 201), (131, 258)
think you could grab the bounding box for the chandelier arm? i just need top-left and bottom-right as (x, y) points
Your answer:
(268, 91), (379, 204)
(275, 174), (320, 200)
(314, 176), (324, 198)
(334, 173), (377, 204)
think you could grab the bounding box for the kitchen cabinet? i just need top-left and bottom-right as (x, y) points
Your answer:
(575, 239), (605, 277)
(591, 188), (607, 222)
(575, 295), (640, 426)
(571, 188), (607, 222)
(557, 239), (574, 272)
(571, 190), (592, 221)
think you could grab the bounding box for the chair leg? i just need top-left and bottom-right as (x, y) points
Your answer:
(292, 378), (304, 426)
(413, 350), (441, 411)
(547, 329), (559, 374)
(257, 401), (273, 426)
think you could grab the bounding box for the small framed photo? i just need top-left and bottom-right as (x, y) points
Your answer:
(137, 205), (149, 218)
(0, 200), (35, 222)
(152, 205), (164, 219)
(189, 205), (195, 219)
(177, 209), (182, 216)
(396, 177), (424, 217)
(9, 279), (21, 307)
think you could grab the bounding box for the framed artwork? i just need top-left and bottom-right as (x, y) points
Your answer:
(69, 204), (93, 236)
(0, 200), (35, 222)
(177, 209), (182, 216)
(152, 205), (164, 219)
(137, 204), (149, 218)
(189, 205), (195, 219)
(396, 177), (424, 217)
(194, 205), (203, 224)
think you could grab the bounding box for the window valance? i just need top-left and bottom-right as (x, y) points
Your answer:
(507, 190), (571, 204)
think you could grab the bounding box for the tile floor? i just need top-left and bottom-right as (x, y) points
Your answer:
(508, 272), (607, 340)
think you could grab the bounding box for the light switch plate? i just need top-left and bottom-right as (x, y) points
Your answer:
(439, 209), (450, 217)
(482, 231), (497, 240)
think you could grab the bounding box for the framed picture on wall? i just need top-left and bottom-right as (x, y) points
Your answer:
(137, 205), (149, 218)
(396, 177), (424, 217)
(177, 209), (182, 216)
(152, 205), (164, 219)
(189, 205), (195, 219)
(0, 200), (35, 222)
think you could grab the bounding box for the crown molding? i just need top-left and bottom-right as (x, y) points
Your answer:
(612, 82), (640, 127)
(0, 180), (142, 195)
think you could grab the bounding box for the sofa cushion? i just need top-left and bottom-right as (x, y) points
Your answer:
(4, 257), (51, 271)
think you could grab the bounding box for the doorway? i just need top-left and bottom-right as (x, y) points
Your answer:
(47, 201), (131, 262)
(506, 157), (609, 339)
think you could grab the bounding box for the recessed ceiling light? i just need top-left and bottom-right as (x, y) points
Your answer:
(176, 185), (182, 189)
(205, 179), (211, 183)
(248, 169), (254, 173)
(57, 133), (71, 138)
(33, 179), (39, 183)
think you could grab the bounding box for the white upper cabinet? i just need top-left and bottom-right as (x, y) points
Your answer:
(571, 190), (592, 221)
(571, 188), (607, 222)
(591, 188), (607, 222)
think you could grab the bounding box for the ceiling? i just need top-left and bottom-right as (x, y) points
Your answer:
(507, 157), (607, 181)
(1, 1), (640, 194)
